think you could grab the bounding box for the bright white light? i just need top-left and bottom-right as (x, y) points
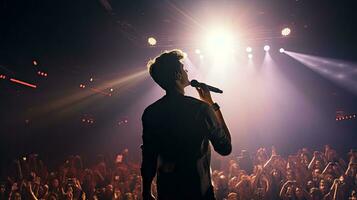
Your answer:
(281, 27), (291, 36)
(148, 37), (157, 46)
(205, 28), (234, 54)
(264, 45), (270, 52)
(248, 54), (253, 59)
(246, 47), (252, 53)
(279, 48), (285, 53)
(195, 49), (201, 54)
(200, 55), (204, 59)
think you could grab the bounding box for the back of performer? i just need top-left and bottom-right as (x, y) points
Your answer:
(141, 49), (232, 200)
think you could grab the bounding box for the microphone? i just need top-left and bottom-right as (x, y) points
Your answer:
(190, 79), (223, 94)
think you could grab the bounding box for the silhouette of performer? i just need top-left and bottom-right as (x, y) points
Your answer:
(141, 49), (232, 200)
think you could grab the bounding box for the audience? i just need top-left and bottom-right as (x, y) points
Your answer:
(0, 145), (356, 200)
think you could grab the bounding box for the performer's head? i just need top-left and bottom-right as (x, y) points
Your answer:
(147, 49), (190, 93)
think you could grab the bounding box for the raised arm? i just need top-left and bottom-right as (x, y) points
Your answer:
(196, 84), (232, 156)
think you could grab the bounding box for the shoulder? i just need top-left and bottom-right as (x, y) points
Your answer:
(142, 97), (165, 119)
(182, 96), (209, 109)
(182, 96), (213, 118)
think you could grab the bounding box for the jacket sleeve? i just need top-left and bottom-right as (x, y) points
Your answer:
(140, 109), (158, 181)
(200, 104), (232, 156)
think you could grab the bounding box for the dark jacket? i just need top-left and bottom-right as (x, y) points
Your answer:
(141, 93), (232, 200)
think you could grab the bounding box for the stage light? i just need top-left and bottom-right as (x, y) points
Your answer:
(279, 48), (285, 53)
(195, 49), (201, 54)
(110, 88), (114, 92)
(281, 27), (291, 36)
(148, 37), (157, 46)
(10, 78), (37, 88)
(90, 77), (93, 82)
(248, 54), (253, 59)
(33, 60), (38, 66)
(205, 28), (234, 54)
(264, 45), (270, 52)
(246, 47), (252, 53)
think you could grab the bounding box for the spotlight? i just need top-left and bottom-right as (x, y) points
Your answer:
(264, 45), (270, 52)
(195, 49), (201, 54)
(205, 29), (234, 54)
(279, 48), (285, 53)
(110, 88), (114, 92)
(281, 27), (291, 36)
(248, 54), (253, 59)
(90, 77), (93, 82)
(33, 60), (38, 66)
(148, 37), (157, 46)
(246, 47), (252, 53)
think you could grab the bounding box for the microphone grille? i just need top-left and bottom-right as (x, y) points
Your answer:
(190, 79), (199, 87)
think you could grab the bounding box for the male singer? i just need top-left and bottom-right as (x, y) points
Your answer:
(141, 49), (232, 200)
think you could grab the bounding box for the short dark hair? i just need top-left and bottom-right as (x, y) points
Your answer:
(147, 49), (186, 90)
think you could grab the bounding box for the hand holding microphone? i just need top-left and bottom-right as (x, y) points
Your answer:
(190, 79), (222, 104)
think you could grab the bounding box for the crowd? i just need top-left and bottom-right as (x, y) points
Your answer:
(0, 145), (356, 200)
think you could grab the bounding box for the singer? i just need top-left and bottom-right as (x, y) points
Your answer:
(141, 49), (232, 200)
